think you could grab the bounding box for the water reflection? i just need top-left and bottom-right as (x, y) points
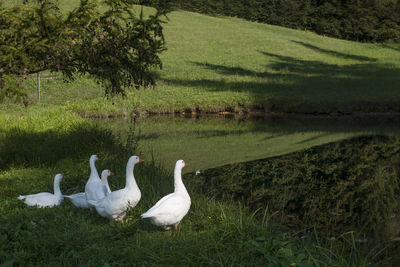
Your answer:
(96, 114), (400, 172)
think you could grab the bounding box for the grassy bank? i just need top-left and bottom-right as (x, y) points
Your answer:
(0, 109), (377, 266)
(187, 135), (400, 264)
(2, 1), (400, 117)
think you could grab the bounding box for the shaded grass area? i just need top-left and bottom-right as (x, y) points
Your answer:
(1, 3), (400, 116)
(0, 110), (377, 266)
(186, 135), (400, 264)
(164, 50), (400, 114)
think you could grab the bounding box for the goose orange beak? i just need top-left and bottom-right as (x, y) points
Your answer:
(139, 158), (144, 163)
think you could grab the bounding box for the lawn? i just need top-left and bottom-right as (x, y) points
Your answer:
(2, 1), (400, 116)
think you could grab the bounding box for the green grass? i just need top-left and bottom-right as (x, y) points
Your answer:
(0, 110), (378, 266)
(0, 1), (397, 265)
(2, 1), (400, 116)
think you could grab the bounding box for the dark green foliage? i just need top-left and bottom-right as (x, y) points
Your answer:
(140, 0), (400, 42)
(187, 135), (400, 242)
(0, 0), (167, 102)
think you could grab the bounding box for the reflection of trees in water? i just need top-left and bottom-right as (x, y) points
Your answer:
(128, 115), (400, 140)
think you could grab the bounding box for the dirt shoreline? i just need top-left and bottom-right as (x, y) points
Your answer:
(77, 106), (400, 119)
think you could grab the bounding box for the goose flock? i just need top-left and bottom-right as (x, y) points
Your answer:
(17, 155), (191, 231)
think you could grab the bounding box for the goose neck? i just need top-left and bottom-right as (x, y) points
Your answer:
(174, 168), (187, 194)
(90, 159), (99, 179)
(102, 176), (111, 194)
(54, 177), (62, 196)
(126, 163), (138, 189)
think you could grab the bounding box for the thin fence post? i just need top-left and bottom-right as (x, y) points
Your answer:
(37, 72), (40, 102)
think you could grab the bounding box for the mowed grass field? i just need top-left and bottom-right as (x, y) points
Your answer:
(2, 1), (400, 116)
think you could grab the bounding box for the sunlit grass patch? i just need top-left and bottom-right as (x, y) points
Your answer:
(2, 1), (400, 116)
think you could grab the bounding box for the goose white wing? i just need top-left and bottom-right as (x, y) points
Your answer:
(64, 192), (85, 199)
(142, 193), (190, 220)
(65, 192), (90, 208)
(18, 192), (51, 200)
(141, 193), (174, 218)
(88, 188), (131, 220)
(85, 180), (107, 202)
(19, 192), (62, 208)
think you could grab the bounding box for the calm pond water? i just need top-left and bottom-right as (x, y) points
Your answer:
(98, 114), (400, 257)
(96, 114), (400, 173)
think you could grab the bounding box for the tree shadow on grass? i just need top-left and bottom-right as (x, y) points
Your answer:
(164, 44), (400, 113)
(378, 43), (400, 53)
(0, 125), (127, 172)
(291, 40), (378, 62)
(189, 62), (279, 79)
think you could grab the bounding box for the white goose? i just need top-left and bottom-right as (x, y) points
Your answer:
(101, 169), (113, 195)
(141, 160), (190, 231)
(84, 155), (108, 208)
(65, 170), (114, 208)
(18, 174), (64, 208)
(88, 156), (143, 221)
